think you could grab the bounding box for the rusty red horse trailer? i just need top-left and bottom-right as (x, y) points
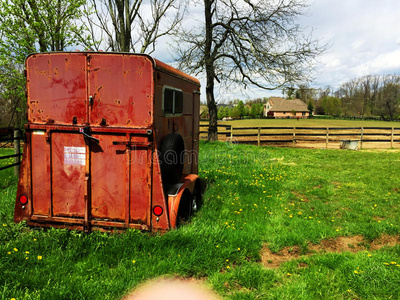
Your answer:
(14, 52), (201, 232)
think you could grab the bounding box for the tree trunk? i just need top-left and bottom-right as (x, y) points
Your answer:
(206, 70), (218, 141)
(204, 0), (218, 141)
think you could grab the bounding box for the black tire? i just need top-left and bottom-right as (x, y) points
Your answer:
(160, 133), (184, 184)
(192, 179), (202, 212)
(176, 189), (193, 227)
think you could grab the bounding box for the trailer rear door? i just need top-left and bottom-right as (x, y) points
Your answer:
(26, 53), (154, 229)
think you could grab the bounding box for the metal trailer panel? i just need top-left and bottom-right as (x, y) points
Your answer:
(88, 54), (153, 127)
(27, 53), (87, 125)
(16, 52), (200, 232)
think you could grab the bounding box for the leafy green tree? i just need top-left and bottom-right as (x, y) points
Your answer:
(243, 106), (250, 118)
(229, 106), (240, 119)
(250, 103), (264, 119)
(0, 0), (87, 128)
(307, 101), (314, 116)
(218, 106), (228, 119)
(237, 101), (245, 119)
(321, 96), (342, 116)
(0, 0), (87, 63)
(0, 63), (26, 128)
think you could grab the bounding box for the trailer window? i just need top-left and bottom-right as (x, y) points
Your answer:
(163, 87), (183, 116)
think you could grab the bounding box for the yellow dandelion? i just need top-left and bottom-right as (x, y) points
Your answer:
(2, 224), (6, 227)
(384, 262), (390, 265)
(238, 248), (240, 251)
(7, 251), (11, 255)
(26, 257), (29, 260)
(390, 261), (397, 265)
(132, 260), (136, 264)
(286, 273), (291, 276)
(37, 256), (42, 260)
(25, 251), (29, 254)
(354, 270), (359, 274)
(13, 248), (18, 252)
(227, 266), (230, 269)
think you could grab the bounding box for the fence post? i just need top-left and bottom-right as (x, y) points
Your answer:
(14, 129), (21, 177)
(257, 127), (261, 147)
(360, 127), (364, 150)
(326, 127), (329, 149)
(292, 127), (296, 147)
(391, 127), (394, 148)
(230, 126), (233, 142)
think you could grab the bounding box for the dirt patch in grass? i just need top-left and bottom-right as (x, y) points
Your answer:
(291, 191), (309, 202)
(261, 234), (400, 268)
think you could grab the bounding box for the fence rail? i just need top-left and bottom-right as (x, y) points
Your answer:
(199, 125), (400, 149)
(0, 128), (23, 174)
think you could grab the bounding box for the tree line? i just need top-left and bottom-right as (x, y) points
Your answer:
(0, 0), (323, 140)
(215, 100), (265, 120)
(286, 75), (400, 121)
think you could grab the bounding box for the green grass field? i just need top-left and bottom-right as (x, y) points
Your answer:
(1, 141), (400, 299)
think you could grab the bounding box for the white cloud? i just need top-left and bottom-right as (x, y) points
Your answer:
(152, 0), (400, 100)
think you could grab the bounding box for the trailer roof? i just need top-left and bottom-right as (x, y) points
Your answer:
(25, 52), (200, 86)
(154, 58), (200, 86)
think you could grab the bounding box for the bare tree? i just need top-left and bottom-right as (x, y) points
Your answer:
(85, 0), (185, 53)
(175, 0), (324, 141)
(377, 76), (400, 121)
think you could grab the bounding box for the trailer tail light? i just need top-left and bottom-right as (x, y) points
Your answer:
(19, 195), (28, 205)
(153, 205), (163, 216)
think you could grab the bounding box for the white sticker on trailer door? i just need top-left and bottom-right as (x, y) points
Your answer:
(64, 146), (86, 166)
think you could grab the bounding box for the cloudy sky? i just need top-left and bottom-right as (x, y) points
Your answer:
(155, 0), (400, 102)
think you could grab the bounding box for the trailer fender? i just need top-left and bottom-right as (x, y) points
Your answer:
(168, 174), (200, 229)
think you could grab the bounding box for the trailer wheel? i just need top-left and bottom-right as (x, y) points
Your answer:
(160, 133), (184, 184)
(192, 179), (202, 212)
(176, 189), (193, 227)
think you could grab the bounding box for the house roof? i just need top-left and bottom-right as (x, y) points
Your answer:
(267, 97), (308, 112)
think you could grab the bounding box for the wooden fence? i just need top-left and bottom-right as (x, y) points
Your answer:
(0, 128), (23, 175)
(200, 125), (400, 149)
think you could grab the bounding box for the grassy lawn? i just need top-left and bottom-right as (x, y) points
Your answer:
(1, 142), (400, 299)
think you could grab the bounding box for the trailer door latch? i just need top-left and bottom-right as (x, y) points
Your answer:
(79, 127), (99, 144)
